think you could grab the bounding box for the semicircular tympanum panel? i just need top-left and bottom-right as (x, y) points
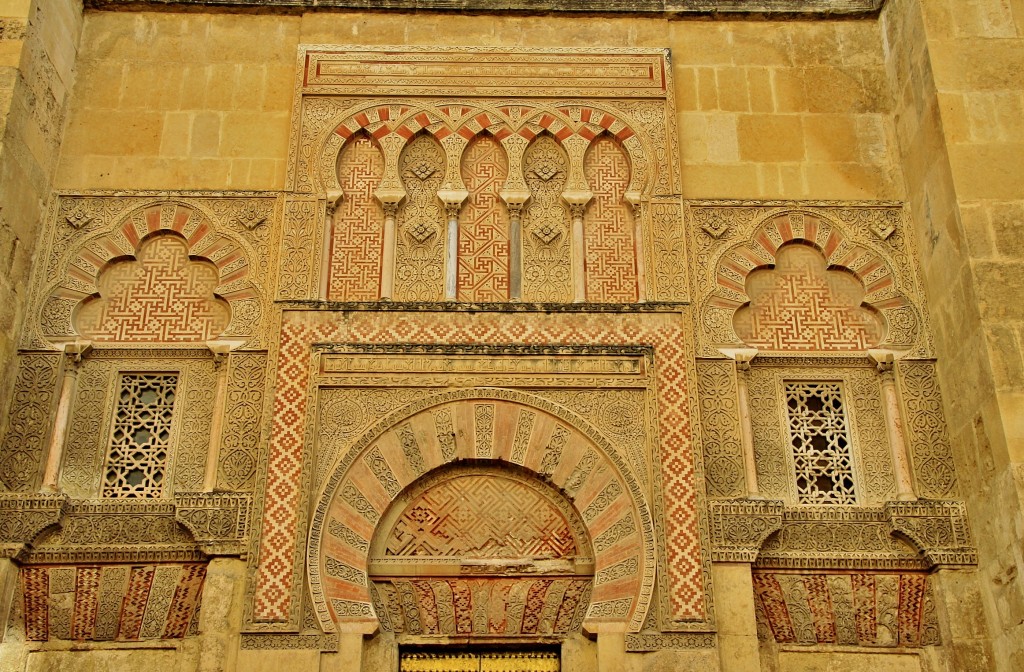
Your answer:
(307, 391), (655, 637)
(367, 465), (594, 637)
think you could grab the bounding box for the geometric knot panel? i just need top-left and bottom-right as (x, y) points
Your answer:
(384, 474), (577, 559)
(734, 243), (884, 352)
(74, 233), (230, 343)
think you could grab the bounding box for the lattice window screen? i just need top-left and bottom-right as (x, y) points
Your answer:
(102, 373), (178, 498)
(784, 381), (857, 505)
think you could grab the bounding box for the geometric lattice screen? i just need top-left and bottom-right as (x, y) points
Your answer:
(102, 373), (178, 498)
(784, 381), (857, 505)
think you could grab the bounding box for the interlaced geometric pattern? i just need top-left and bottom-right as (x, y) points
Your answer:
(734, 244), (883, 352)
(102, 374), (178, 498)
(458, 135), (509, 302)
(384, 474), (577, 558)
(328, 133), (385, 300)
(784, 382), (856, 505)
(583, 135), (638, 302)
(254, 311), (701, 623)
(74, 233), (230, 343)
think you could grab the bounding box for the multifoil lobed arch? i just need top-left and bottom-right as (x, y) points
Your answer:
(704, 210), (921, 352)
(40, 201), (261, 346)
(315, 100), (651, 199)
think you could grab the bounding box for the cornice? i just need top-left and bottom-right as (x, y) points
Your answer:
(86, 0), (885, 18)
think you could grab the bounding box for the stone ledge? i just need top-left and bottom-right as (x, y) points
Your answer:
(85, 0), (884, 17)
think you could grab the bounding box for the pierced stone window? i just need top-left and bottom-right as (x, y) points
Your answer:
(102, 373), (178, 498)
(784, 381), (857, 505)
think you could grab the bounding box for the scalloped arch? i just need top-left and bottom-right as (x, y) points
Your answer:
(315, 101), (651, 197)
(41, 201), (259, 344)
(705, 210), (920, 351)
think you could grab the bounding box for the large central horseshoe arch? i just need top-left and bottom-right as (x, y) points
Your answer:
(307, 387), (657, 636)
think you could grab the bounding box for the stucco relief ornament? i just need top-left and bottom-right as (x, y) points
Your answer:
(64, 208), (94, 230)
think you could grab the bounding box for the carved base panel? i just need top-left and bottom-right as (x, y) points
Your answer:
(20, 562), (206, 642)
(752, 570), (940, 648)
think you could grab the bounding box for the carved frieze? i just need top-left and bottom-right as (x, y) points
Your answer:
(885, 500), (976, 567)
(707, 499), (783, 563)
(0, 493), (68, 558)
(174, 492), (252, 557)
(756, 507), (928, 570)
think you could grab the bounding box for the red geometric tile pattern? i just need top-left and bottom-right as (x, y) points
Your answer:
(74, 233), (230, 343)
(733, 244), (883, 352)
(328, 133), (385, 301)
(753, 571), (937, 647)
(458, 135), (509, 302)
(384, 474), (576, 558)
(20, 563), (206, 641)
(583, 135), (638, 303)
(254, 310), (701, 622)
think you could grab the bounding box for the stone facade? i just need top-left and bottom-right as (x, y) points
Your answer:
(0, 1), (1020, 671)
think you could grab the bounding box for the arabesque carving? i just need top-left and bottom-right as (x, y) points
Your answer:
(753, 570), (939, 647)
(0, 353), (60, 491)
(746, 359), (896, 506)
(174, 492), (252, 556)
(885, 500), (976, 567)
(756, 507), (928, 570)
(0, 493), (68, 557)
(288, 47), (688, 302)
(21, 561), (206, 642)
(708, 499), (783, 563)
(59, 348), (218, 499)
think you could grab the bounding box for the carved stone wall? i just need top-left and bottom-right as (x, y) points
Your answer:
(746, 358), (896, 505)
(288, 47), (688, 304)
(28, 194), (279, 350)
(61, 349), (217, 498)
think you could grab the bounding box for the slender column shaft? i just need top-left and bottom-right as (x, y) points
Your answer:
(631, 202), (647, 302)
(508, 204), (523, 301)
(203, 352), (231, 492)
(380, 203), (398, 300)
(41, 353), (81, 492)
(879, 365), (916, 500)
(445, 204), (459, 301)
(735, 361), (761, 499)
(570, 203), (586, 303)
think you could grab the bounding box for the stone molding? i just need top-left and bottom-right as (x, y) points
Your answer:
(885, 500), (976, 567)
(174, 492), (252, 557)
(0, 493), (68, 558)
(86, 0), (884, 16)
(0, 494), (252, 563)
(708, 499), (784, 562)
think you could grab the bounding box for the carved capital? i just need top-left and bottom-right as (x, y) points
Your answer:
(885, 500), (977, 567)
(325, 189), (344, 216)
(718, 347), (758, 374)
(708, 499), (784, 562)
(174, 492), (251, 557)
(0, 493), (68, 558)
(61, 340), (92, 369)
